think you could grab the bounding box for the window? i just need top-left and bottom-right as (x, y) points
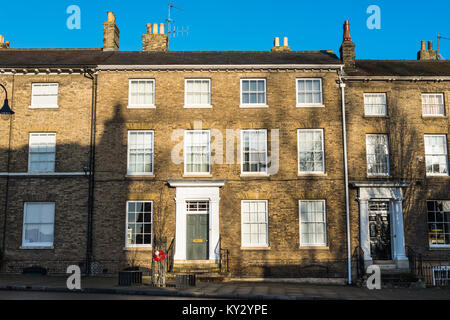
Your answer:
(31, 83), (58, 108)
(28, 133), (56, 173)
(422, 94), (445, 116)
(241, 130), (268, 174)
(297, 79), (323, 106)
(185, 79), (211, 107)
(299, 200), (327, 246)
(364, 93), (387, 116)
(126, 201), (153, 247)
(241, 200), (269, 247)
(427, 200), (450, 247)
(241, 79), (266, 106)
(22, 203), (55, 247)
(366, 134), (390, 176)
(128, 79), (155, 107)
(128, 131), (154, 175)
(298, 129), (325, 174)
(184, 130), (211, 174)
(424, 135), (449, 176)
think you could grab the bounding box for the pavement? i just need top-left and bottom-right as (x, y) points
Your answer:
(0, 274), (450, 300)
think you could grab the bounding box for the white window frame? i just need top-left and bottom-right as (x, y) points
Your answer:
(128, 79), (156, 108)
(240, 129), (268, 175)
(28, 133), (56, 173)
(296, 78), (324, 107)
(30, 83), (59, 109)
(366, 134), (390, 177)
(424, 134), (449, 176)
(364, 93), (388, 116)
(299, 200), (327, 247)
(427, 200), (450, 248)
(422, 93), (445, 117)
(241, 200), (269, 248)
(184, 79), (212, 108)
(22, 202), (55, 248)
(125, 201), (153, 248)
(127, 130), (154, 176)
(240, 79), (268, 107)
(184, 130), (211, 175)
(297, 129), (325, 174)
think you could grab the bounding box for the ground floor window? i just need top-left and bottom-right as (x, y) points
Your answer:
(299, 200), (327, 246)
(126, 201), (153, 247)
(241, 200), (269, 247)
(427, 200), (450, 247)
(22, 202), (55, 247)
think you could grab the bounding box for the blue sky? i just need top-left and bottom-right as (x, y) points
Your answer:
(0, 0), (449, 60)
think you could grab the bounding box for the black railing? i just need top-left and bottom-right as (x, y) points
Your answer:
(219, 248), (229, 274)
(166, 237), (175, 273)
(351, 246), (366, 279)
(406, 246), (450, 287)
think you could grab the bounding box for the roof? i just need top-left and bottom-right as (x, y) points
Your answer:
(0, 49), (341, 68)
(347, 60), (450, 77)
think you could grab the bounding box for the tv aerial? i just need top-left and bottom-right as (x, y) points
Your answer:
(166, 0), (189, 50)
(438, 33), (449, 60)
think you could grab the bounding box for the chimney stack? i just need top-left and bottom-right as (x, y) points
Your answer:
(103, 11), (120, 51)
(0, 35), (10, 49)
(142, 23), (168, 52)
(418, 40), (437, 60)
(340, 20), (356, 69)
(271, 36), (291, 52)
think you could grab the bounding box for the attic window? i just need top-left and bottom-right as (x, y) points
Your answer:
(30, 83), (59, 109)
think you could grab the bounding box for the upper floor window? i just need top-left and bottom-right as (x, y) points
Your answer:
(128, 79), (155, 108)
(126, 201), (153, 248)
(241, 79), (267, 107)
(185, 79), (211, 108)
(28, 133), (56, 173)
(241, 200), (269, 247)
(366, 134), (390, 176)
(296, 79), (323, 107)
(298, 129), (325, 174)
(127, 131), (154, 175)
(184, 130), (211, 174)
(422, 93), (445, 116)
(30, 83), (58, 109)
(424, 134), (448, 176)
(299, 200), (327, 246)
(364, 93), (387, 116)
(427, 200), (450, 248)
(241, 130), (268, 175)
(22, 202), (55, 248)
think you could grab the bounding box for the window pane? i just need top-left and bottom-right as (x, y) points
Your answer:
(185, 131), (210, 173)
(299, 201), (326, 246)
(23, 203), (55, 246)
(241, 201), (268, 246)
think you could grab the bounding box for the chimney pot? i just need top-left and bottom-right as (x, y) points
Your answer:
(283, 37), (289, 47)
(421, 41), (426, 50)
(153, 23), (159, 34)
(428, 41), (433, 50)
(147, 24), (152, 34)
(0, 35), (4, 43)
(274, 37), (280, 47)
(343, 20), (352, 41)
(107, 11), (116, 23)
(160, 23), (165, 35)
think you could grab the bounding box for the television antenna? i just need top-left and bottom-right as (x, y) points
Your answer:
(166, 0), (189, 50)
(438, 33), (450, 60)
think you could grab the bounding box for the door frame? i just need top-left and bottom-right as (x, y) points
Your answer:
(168, 180), (226, 263)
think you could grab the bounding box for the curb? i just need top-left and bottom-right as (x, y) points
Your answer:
(0, 284), (335, 300)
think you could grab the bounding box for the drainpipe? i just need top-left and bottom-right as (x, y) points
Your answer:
(339, 67), (352, 284)
(84, 69), (97, 275)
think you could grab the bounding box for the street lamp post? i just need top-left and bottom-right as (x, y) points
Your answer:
(0, 83), (14, 261)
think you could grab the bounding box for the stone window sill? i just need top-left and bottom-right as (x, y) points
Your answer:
(126, 174), (155, 179)
(123, 247), (153, 251)
(241, 247), (271, 251)
(183, 174), (213, 178)
(29, 105), (59, 110)
(299, 246), (329, 250)
(239, 104), (269, 109)
(298, 173), (327, 177)
(296, 104), (325, 108)
(20, 246), (54, 250)
(183, 105), (213, 109)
